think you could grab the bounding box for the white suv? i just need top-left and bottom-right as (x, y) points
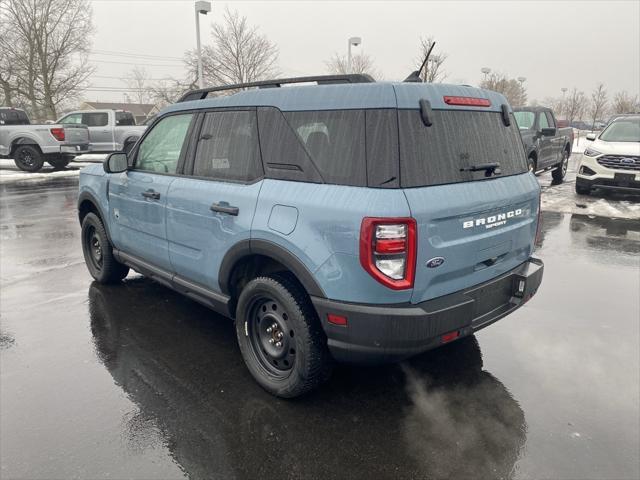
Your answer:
(576, 115), (640, 195)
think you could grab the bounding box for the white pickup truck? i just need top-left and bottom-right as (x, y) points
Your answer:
(0, 107), (90, 172)
(57, 109), (147, 154)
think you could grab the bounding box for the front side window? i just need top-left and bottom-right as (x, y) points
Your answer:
(539, 112), (549, 129)
(545, 112), (556, 128)
(116, 112), (136, 126)
(60, 113), (83, 124)
(136, 114), (193, 173)
(514, 111), (535, 130)
(599, 119), (640, 142)
(82, 112), (108, 127)
(193, 111), (262, 182)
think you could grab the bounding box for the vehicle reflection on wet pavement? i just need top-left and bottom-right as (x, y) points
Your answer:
(1, 178), (638, 479)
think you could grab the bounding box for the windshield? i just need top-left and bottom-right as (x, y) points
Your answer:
(514, 111), (535, 130)
(599, 118), (640, 143)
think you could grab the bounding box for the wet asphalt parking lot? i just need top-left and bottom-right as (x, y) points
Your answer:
(1, 156), (639, 479)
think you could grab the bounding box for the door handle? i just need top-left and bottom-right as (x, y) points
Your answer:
(141, 189), (160, 200)
(210, 201), (239, 216)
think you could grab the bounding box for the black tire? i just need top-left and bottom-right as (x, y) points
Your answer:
(552, 149), (569, 183)
(235, 273), (332, 398)
(13, 145), (44, 172)
(47, 156), (70, 170)
(527, 156), (537, 174)
(81, 212), (129, 284)
(575, 183), (590, 195)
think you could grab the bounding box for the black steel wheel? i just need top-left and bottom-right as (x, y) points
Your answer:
(13, 145), (44, 172)
(81, 213), (129, 284)
(235, 274), (332, 398)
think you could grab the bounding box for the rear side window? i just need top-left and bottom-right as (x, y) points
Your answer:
(398, 110), (527, 188)
(82, 112), (108, 127)
(1, 110), (29, 125)
(284, 110), (366, 186)
(116, 112), (136, 126)
(193, 111), (262, 182)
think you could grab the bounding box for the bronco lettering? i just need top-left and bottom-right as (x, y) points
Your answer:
(463, 208), (523, 229)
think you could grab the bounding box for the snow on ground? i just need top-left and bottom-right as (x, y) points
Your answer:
(0, 154), (105, 184)
(539, 153), (640, 219)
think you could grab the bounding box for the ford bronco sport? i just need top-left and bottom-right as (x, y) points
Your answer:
(78, 74), (543, 397)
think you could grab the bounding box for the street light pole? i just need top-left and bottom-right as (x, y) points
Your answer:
(347, 36), (361, 74)
(194, 1), (212, 89)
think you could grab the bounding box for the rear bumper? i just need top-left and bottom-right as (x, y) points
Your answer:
(60, 144), (90, 156)
(311, 258), (543, 364)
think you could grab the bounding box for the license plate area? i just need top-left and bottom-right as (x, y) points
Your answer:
(615, 173), (636, 184)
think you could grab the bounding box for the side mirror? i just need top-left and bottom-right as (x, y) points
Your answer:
(541, 127), (556, 137)
(586, 133), (596, 141)
(103, 152), (128, 173)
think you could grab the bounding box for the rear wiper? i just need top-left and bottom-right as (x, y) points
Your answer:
(460, 162), (501, 177)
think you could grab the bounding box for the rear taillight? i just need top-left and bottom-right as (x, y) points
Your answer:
(360, 217), (417, 290)
(50, 127), (65, 141)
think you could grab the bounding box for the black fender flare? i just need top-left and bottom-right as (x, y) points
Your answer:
(219, 239), (326, 298)
(77, 191), (113, 243)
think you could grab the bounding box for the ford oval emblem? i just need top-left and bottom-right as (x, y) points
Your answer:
(426, 257), (445, 268)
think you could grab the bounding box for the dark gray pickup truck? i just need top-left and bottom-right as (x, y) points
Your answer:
(514, 106), (574, 183)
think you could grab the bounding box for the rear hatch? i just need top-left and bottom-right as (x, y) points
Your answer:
(398, 105), (540, 304)
(61, 124), (89, 144)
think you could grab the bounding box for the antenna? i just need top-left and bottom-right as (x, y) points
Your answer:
(404, 41), (437, 83)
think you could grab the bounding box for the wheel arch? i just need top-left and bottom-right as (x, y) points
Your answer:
(10, 137), (42, 155)
(220, 239), (326, 304)
(78, 191), (113, 243)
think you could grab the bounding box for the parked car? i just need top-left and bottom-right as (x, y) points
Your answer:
(57, 109), (147, 154)
(0, 107), (90, 171)
(575, 115), (640, 195)
(78, 75), (544, 397)
(513, 106), (574, 183)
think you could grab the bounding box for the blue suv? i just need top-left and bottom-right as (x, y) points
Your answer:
(78, 75), (543, 397)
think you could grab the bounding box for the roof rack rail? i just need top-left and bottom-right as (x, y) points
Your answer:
(177, 74), (375, 103)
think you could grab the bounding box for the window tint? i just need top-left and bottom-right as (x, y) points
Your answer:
(116, 112), (136, 126)
(514, 111), (535, 130)
(366, 109), (399, 188)
(193, 111), (262, 182)
(539, 112), (549, 129)
(398, 110), (527, 188)
(284, 110), (366, 186)
(60, 113), (83, 124)
(17, 111), (29, 124)
(81, 112), (108, 127)
(257, 107), (323, 183)
(0, 110), (29, 125)
(136, 114), (193, 174)
(545, 112), (555, 128)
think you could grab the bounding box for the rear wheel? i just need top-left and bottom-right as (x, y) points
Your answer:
(13, 145), (44, 172)
(235, 274), (332, 398)
(552, 150), (569, 183)
(81, 213), (129, 284)
(47, 156), (70, 170)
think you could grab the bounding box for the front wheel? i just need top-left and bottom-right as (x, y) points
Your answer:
(81, 213), (129, 284)
(552, 150), (569, 183)
(527, 156), (537, 174)
(13, 145), (44, 172)
(235, 274), (332, 398)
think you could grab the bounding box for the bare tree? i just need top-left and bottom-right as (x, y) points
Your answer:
(125, 67), (153, 105)
(589, 83), (608, 129)
(612, 91), (639, 114)
(0, 0), (94, 119)
(325, 52), (381, 80)
(480, 73), (527, 107)
(565, 88), (587, 123)
(414, 37), (447, 83)
(149, 78), (192, 108)
(184, 8), (279, 88)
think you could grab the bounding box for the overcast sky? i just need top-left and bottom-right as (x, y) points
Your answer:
(87, 0), (640, 104)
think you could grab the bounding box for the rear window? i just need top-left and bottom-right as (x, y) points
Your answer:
(398, 110), (527, 188)
(0, 110), (29, 125)
(283, 110), (366, 186)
